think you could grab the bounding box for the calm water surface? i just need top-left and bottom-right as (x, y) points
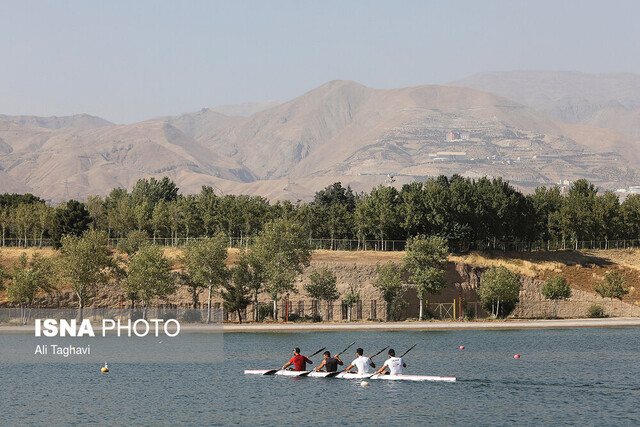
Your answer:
(1, 328), (639, 425)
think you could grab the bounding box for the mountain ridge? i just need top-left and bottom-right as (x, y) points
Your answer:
(1, 77), (639, 201)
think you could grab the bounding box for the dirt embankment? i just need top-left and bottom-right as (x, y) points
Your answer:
(1, 248), (639, 318)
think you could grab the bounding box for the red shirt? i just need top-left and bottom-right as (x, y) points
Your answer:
(288, 354), (312, 371)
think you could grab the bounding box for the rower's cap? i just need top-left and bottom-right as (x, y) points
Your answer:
(388, 349), (395, 356)
(294, 347), (300, 353)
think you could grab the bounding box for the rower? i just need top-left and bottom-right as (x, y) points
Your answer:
(344, 348), (376, 374)
(374, 348), (406, 375)
(282, 347), (313, 371)
(313, 351), (343, 372)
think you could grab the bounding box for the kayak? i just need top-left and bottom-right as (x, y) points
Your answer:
(244, 369), (456, 382)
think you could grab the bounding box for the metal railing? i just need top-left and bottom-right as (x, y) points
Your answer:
(2, 237), (640, 253)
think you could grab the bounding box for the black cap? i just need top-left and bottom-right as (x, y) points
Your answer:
(388, 349), (395, 356)
(293, 347), (300, 354)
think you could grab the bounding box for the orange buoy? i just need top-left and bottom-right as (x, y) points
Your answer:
(101, 362), (109, 373)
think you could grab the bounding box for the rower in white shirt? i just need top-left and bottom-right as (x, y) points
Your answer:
(374, 348), (406, 375)
(343, 348), (376, 374)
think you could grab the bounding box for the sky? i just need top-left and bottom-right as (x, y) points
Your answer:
(1, 0), (638, 124)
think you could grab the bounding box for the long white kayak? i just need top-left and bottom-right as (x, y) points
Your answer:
(244, 369), (456, 382)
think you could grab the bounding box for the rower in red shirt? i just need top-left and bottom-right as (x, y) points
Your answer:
(282, 347), (313, 371)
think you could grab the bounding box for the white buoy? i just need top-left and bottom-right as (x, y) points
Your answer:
(360, 380), (370, 387)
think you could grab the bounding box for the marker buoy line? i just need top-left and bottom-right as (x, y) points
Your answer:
(514, 354), (521, 359)
(101, 362), (109, 373)
(459, 346), (465, 350)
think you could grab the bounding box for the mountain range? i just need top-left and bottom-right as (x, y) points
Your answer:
(1, 71), (639, 202)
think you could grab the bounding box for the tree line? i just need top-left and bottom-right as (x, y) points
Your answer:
(1, 176), (640, 250)
(1, 223), (630, 323)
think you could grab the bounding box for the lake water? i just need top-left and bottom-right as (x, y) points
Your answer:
(1, 327), (639, 425)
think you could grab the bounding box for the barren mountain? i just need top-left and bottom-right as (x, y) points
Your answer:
(1, 80), (639, 201)
(153, 109), (243, 140)
(0, 119), (253, 201)
(0, 113), (113, 130)
(204, 80), (640, 195)
(451, 71), (640, 140)
(210, 100), (285, 117)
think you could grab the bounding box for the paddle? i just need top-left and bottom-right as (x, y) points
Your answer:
(368, 346), (389, 360)
(264, 347), (325, 375)
(335, 341), (356, 358)
(307, 347), (326, 359)
(399, 344), (417, 358)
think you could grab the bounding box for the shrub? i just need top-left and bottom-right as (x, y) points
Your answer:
(258, 303), (274, 322)
(586, 303), (605, 318)
(182, 309), (202, 323)
(287, 312), (302, 322)
(160, 310), (178, 321)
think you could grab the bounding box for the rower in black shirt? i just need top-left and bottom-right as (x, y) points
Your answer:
(313, 351), (343, 372)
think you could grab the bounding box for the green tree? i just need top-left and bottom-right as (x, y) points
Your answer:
(594, 270), (629, 317)
(197, 185), (220, 236)
(529, 186), (563, 244)
(399, 182), (427, 237)
(131, 176), (179, 205)
(118, 229), (149, 256)
(221, 265), (252, 324)
(235, 248), (265, 322)
(621, 194), (640, 239)
(60, 230), (115, 320)
(0, 206), (10, 246)
(12, 203), (37, 247)
(594, 191), (621, 245)
(558, 179), (598, 247)
(342, 285), (360, 322)
(374, 261), (405, 321)
(354, 195), (376, 249)
(86, 195), (107, 231)
(403, 235), (449, 320)
(34, 203), (54, 248)
(541, 275), (572, 318)
(251, 219), (311, 320)
(51, 200), (92, 248)
(6, 252), (56, 324)
(151, 199), (171, 242)
(123, 245), (175, 319)
(175, 271), (203, 310)
(182, 234), (229, 323)
(369, 185), (402, 250)
(313, 182), (356, 212)
(304, 267), (339, 321)
(478, 266), (520, 318)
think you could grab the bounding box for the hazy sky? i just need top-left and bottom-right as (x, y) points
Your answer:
(1, 0), (638, 123)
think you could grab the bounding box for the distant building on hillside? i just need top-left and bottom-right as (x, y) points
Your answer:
(429, 151), (466, 161)
(630, 186), (640, 194)
(447, 131), (470, 141)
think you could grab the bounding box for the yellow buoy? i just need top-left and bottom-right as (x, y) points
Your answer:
(101, 362), (109, 373)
